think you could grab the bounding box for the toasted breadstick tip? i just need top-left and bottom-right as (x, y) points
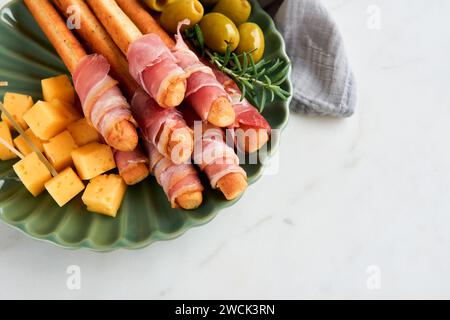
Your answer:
(236, 125), (270, 154)
(105, 120), (139, 152)
(161, 79), (187, 108)
(176, 191), (203, 210)
(217, 173), (248, 201)
(167, 127), (194, 164)
(208, 97), (236, 127)
(120, 163), (150, 185)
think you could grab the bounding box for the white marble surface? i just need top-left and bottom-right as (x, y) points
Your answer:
(1, 0), (450, 299)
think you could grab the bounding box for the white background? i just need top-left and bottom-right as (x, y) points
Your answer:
(1, 0), (450, 299)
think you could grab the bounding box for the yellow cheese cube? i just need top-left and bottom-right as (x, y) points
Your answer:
(71, 142), (116, 180)
(23, 101), (70, 140)
(43, 131), (78, 172)
(13, 152), (52, 196)
(82, 174), (126, 217)
(0, 121), (17, 160)
(42, 75), (75, 104)
(13, 128), (45, 156)
(51, 99), (82, 125)
(1, 92), (33, 130)
(45, 167), (85, 207)
(67, 118), (99, 146)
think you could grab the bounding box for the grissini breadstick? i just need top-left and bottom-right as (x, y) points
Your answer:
(114, 147), (149, 185)
(114, 0), (175, 48)
(52, 0), (194, 164)
(86, 0), (186, 109)
(144, 140), (204, 210)
(24, 0), (138, 152)
(53, 0), (138, 98)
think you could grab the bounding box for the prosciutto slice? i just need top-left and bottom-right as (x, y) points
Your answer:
(72, 54), (136, 140)
(212, 69), (272, 134)
(192, 124), (247, 189)
(172, 20), (230, 121)
(131, 88), (191, 163)
(145, 141), (203, 208)
(128, 34), (186, 108)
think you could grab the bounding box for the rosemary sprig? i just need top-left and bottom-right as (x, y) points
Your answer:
(185, 25), (291, 112)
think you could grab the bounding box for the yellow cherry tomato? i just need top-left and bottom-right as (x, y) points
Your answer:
(236, 22), (265, 63)
(199, 13), (240, 54)
(160, 0), (204, 34)
(143, 0), (176, 12)
(213, 0), (251, 26)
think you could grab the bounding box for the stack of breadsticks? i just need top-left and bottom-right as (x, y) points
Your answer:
(24, 0), (273, 209)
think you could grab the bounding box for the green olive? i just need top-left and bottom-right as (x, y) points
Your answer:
(213, 0), (251, 26)
(143, 0), (176, 12)
(236, 22), (265, 63)
(160, 0), (204, 34)
(200, 0), (219, 6)
(199, 13), (240, 54)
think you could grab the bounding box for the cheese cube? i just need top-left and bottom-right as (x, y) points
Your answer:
(45, 167), (85, 207)
(1, 92), (33, 130)
(43, 131), (78, 172)
(82, 174), (126, 217)
(67, 118), (99, 146)
(42, 75), (75, 104)
(13, 128), (45, 156)
(23, 101), (70, 140)
(0, 121), (17, 160)
(13, 152), (52, 196)
(71, 143), (116, 180)
(51, 99), (82, 125)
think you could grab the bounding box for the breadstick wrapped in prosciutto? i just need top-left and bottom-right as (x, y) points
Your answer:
(144, 141), (203, 210)
(131, 89), (193, 164)
(86, 0), (187, 109)
(114, 0), (236, 128)
(73, 54), (138, 151)
(212, 70), (272, 153)
(24, 0), (138, 152)
(114, 147), (149, 186)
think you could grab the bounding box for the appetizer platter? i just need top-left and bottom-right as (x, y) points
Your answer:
(0, 0), (291, 251)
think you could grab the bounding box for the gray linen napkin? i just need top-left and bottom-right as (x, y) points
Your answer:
(259, 0), (356, 117)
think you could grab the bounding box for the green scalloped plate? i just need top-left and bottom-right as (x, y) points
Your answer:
(0, 0), (291, 251)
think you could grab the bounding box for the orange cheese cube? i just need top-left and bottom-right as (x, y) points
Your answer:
(13, 152), (52, 196)
(82, 174), (126, 217)
(71, 142), (116, 180)
(51, 99), (82, 125)
(0, 121), (17, 160)
(45, 167), (85, 207)
(13, 128), (45, 156)
(43, 131), (78, 172)
(23, 101), (70, 140)
(67, 118), (99, 147)
(1, 92), (33, 130)
(42, 75), (75, 104)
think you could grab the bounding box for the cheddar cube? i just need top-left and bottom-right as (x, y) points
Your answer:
(71, 143), (116, 180)
(13, 128), (45, 156)
(23, 101), (69, 140)
(0, 121), (17, 160)
(67, 118), (99, 147)
(42, 75), (75, 104)
(13, 152), (52, 196)
(43, 131), (78, 172)
(82, 174), (126, 217)
(1, 92), (33, 130)
(45, 167), (85, 207)
(51, 99), (82, 125)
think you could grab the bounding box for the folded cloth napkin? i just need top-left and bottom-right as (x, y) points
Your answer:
(259, 0), (356, 117)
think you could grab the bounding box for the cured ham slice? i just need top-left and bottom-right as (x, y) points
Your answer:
(114, 147), (149, 185)
(192, 124), (247, 189)
(131, 88), (193, 164)
(145, 141), (203, 208)
(73, 54), (137, 143)
(127, 34), (186, 108)
(172, 20), (231, 123)
(212, 69), (272, 134)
